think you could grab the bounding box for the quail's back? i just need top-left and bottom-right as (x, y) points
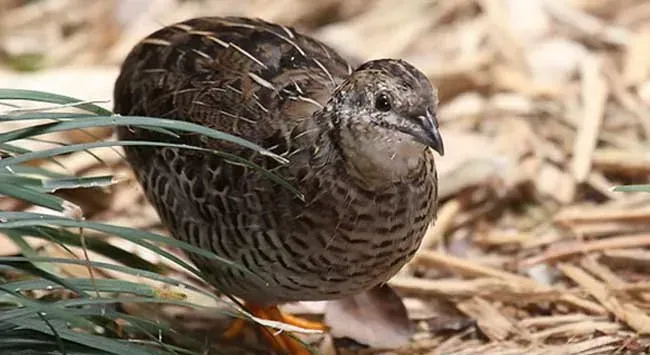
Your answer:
(114, 17), (443, 305)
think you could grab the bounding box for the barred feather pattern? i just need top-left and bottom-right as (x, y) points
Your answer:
(114, 17), (438, 305)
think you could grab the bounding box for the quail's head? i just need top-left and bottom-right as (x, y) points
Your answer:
(327, 59), (444, 186)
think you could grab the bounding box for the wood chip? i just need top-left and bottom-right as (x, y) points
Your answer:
(522, 234), (650, 266)
(559, 263), (650, 334)
(414, 250), (538, 287)
(570, 54), (608, 183)
(457, 297), (518, 341)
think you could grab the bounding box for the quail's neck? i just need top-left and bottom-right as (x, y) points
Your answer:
(346, 142), (427, 190)
(333, 128), (426, 190)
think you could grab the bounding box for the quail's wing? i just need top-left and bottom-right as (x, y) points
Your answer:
(114, 16), (351, 153)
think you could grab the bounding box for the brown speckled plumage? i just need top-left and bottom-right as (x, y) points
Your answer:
(114, 17), (443, 306)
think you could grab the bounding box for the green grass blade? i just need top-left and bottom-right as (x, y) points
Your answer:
(57, 296), (214, 312)
(41, 175), (116, 191)
(0, 216), (204, 282)
(0, 173), (43, 186)
(0, 141), (213, 168)
(8, 316), (167, 355)
(63, 307), (206, 355)
(0, 286), (96, 329)
(0, 140), (302, 199)
(1, 112), (180, 139)
(4, 278), (157, 297)
(0, 212), (255, 284)
(0, 142), (69, 171)
(612, 184), (650, 192)
(0, 183), (75, 213)
(0, 256), (225, 308)
(0, 142), (31, 155)
(0, 173), (114, 193)
(0, 329), (114, 355)
(1, 165), (69, 178)
(4, 231), (63, 278)
(0, 112), (97, 120)
(0, 89), (112, 115)
(0, 258), (88, 296)
(0, 115), (287, 163)
(0, 101), (20, 108)
(9, 225), (160, 272)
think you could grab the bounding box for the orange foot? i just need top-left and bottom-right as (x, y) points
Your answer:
(224, 303), (327, 355)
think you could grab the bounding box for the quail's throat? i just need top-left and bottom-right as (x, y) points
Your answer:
(339, 129), (428, 189)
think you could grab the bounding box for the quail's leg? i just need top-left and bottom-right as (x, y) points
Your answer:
(223, 303), (326, 355)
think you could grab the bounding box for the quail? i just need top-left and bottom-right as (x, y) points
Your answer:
(114, 16), (443, 354)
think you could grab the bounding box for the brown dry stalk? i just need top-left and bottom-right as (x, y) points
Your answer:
(414, 250), (538, 286)
(559, 263), (650, 334)
(521, 234), (650, 266)
(556, 207), (650, 224)
(456, 296), (519, 341)
(571, 54), (608, 184)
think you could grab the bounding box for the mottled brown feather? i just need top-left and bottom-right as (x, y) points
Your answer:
(114, 16), (439, 305)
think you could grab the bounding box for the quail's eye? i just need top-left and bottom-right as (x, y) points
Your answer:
(374, 94), (392, 112)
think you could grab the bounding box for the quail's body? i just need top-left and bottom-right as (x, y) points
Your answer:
(114, 17), (442, 307)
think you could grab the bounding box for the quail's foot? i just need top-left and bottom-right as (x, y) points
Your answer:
(224, 303), (326, 355)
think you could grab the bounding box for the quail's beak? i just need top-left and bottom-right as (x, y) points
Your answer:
(412, 110), (444, 156)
